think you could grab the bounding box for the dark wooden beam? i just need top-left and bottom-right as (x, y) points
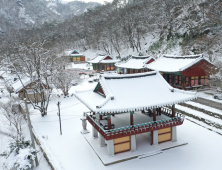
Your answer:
(182, 76), (185, 90)
(153, 108), (156, 121)
(130, 111), (134, 125)
(107, 114), (111, 129)
(172, 104), (175, 117)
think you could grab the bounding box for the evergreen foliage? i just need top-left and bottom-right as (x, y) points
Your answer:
(0, 140), (38, 170)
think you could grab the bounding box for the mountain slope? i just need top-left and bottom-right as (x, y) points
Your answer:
(0, 0), (100, 34)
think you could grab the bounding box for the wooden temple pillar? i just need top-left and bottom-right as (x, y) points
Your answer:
(107, 114), (111, 129)
(182, 76), (185, 90)
(198, 76), (201, 85)
(130, 111), (134, 125)
(172, 104), (175, 117)
(153, 108), (156, 121)
(189, 77), (191, 86)
(92, 112), (98, 138)
(158, 107), (161, 115)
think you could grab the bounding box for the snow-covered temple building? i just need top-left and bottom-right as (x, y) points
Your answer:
(75, 71), (196, 156)
(88, 55), (120, 71)
(64, 50), (85, 62)
(115, 55), (155, 74)
(147, 54), (215, 90)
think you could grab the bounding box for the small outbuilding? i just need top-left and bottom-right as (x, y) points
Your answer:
(88, 55), (120, 71)
(12, 77), (51, 103)
(75, 71), (196, 156)
(147, 54), (215, 90)
(115, 55), (155, 74)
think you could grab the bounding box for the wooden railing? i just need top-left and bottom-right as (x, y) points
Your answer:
(86, 109), (185, 141)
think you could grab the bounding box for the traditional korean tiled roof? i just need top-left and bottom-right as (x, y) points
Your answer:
(146, 54), (212, 72)
(74, 71), (197, 114)
(115, 56), (154, 69)
(88, 55), (120, 64)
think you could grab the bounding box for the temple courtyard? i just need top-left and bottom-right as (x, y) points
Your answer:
(24, 78), (222, 170)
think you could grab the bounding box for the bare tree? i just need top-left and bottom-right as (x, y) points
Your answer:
(53, 71), (81, 96)
(0, 97), (24, 141)
(4, 40), (65, 116)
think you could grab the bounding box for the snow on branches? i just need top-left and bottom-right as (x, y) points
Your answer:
(0, 140), (38, 170)
(4, 40), (66, 116)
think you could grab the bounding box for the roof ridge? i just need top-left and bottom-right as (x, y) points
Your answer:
(103, 71), (158, 80)
(163, 54), (203, 59)
(132, 55), (151, 59)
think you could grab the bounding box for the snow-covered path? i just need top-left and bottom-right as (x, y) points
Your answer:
(186, 101), (222, 116)
(176, 105), (222, 125)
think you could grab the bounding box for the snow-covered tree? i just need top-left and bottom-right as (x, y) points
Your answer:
(0, 97), (25, 141)
(53, 71), (81, 96)
(209, 61), (222, 91)
(4, 40), (65, 116)
(0, 140), (38, 170)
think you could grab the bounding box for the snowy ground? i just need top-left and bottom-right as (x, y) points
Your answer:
(1, 71), (222, 170)
(186, 101), (222, 116)
(65, 63), (92, 70)
(0, 112), (51, 170)
(197, 89), (222, 103)
(27, 76), (222, 170)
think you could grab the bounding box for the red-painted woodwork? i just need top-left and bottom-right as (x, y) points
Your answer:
(182, 77), (185, 89)
(147, 58), (155, 64)
(104, 56), (112, 60)
(86, 113), (184, 141)
(80, 56), (85, 61)
(107, 115), (111, 129)
(181, 60), (214, 77)
(97, 86), (105, 95)
(72, 51), (78, 54)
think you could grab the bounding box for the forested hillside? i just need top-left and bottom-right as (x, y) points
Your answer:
(0, 0), (99, 35)
(1, 0), (222, 63)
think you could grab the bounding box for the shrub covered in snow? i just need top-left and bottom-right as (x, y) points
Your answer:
(0, 140), (38, 170)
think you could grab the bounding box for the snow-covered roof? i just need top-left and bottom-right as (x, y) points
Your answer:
(88, 55), (120, 64)
(64, 50), (84, 56)
(74, 71), (197, 114)
(70, 54), (84, 57)
(12, 77), (31, 92)
(115, 56), (154, 69)
(12, 77), (51, 93)
(147, 54), (212, 72)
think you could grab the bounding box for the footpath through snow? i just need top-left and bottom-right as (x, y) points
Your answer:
(176, 105), (222, 125)
(186, 101), (222, 116)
